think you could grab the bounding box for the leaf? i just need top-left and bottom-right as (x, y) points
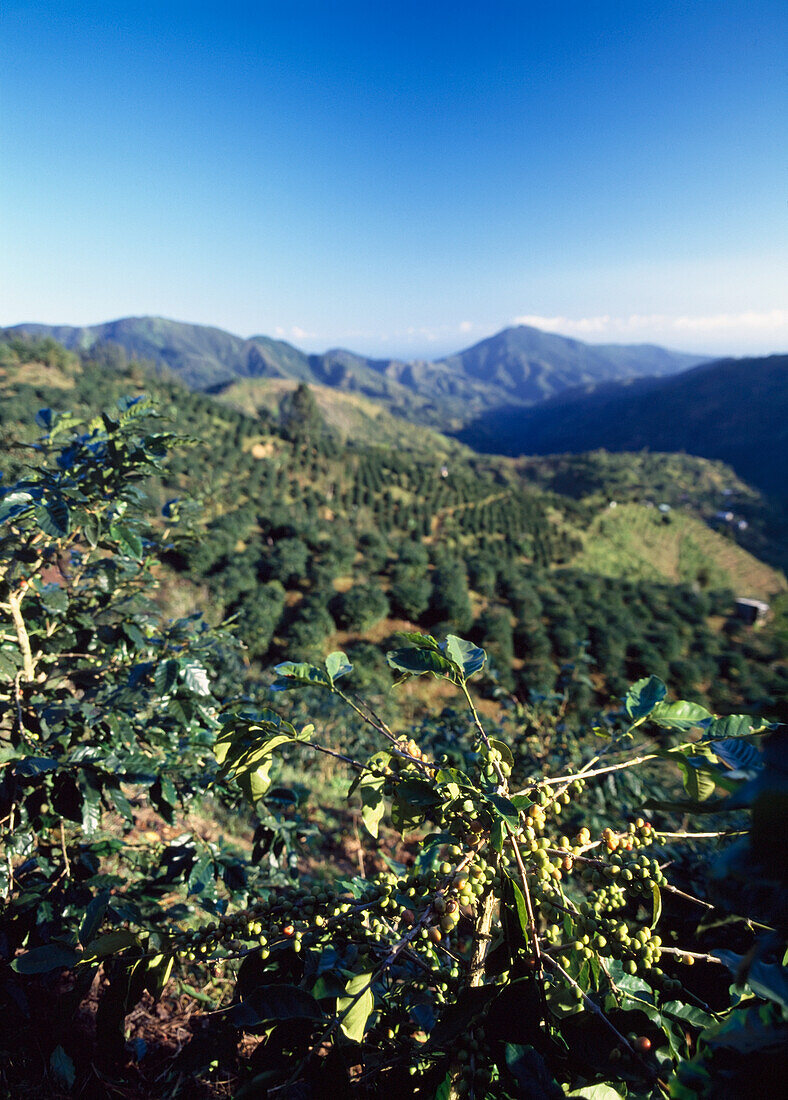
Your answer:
(12, 943), (82, 974)
(325, 650), (352, 683)
(566, 1085), (626, 1099)
(14, 756), (58, 777)
(489, 738), (515, 768)
(187, 851), (215, 897)
(230, 985), (323, 1029)
(443, 635), (486, 678)
(338, 972), (374, 1042)
(36, 496), (70, 538)
(109, 521), (143, 561)
(182, 661), (211, 696)
(49, 1046), (76, 1090)
(0, 490), (33, 524)
(433, 1074), (452, 1100)
(393, 631), (440, 651)
(238, 761), (273, 802)
(484, 792), (520, 829)
(357, 773), (386, 839)
(501, 873), (530, 958)
(81, 930), (139, 962)
(83, 513), (101, 548)
(80, 889), (111, 947)
(643, 796), (725, 814)
(713, 950), (788, 1008)
(710, 737), (761, 772)
(154, 659), (180, 696)
(271, 660), (331, 690)
(675, 754), (718, 802)
(649, 700), (712, 731)
(39, 584), (68, 614)
(705, 714), (757, 740)
(700, 1000), (787, 1053)
(650, 883), (662, 929)
(624, 675), (666, 720)
(504, 1044), (562, 1098)
(79, 776), (102, 835)
(490, 818), (505, 852)
(386, 647), (456, 680)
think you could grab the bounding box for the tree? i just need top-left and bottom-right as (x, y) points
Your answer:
(281, 382), (326, 447)
(333, 583), (389, 632)
(430, 558), (473, 632)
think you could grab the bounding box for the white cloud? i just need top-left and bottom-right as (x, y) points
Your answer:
(459, 320), (474, 334)
(513, 310), (788, 352)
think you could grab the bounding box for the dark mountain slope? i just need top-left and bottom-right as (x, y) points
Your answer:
(7, 316), (707, 428)
(456, 355), (788, 499)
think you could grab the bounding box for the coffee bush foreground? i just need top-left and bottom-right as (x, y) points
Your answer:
(1, 404), (786, 1098)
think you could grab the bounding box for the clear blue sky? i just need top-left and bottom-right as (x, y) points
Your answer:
(2, 1), (786, 357)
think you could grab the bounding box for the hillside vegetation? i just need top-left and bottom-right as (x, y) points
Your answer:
(568, 502), (784, 601)
(1, 334), (785, 726)
(457, 354), (788, 501)
(1, 352), (785, 1098)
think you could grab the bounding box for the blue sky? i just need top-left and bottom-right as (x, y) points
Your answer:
(2, 1), (786, 357)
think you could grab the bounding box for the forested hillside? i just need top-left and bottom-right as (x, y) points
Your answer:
(1, 334), (787, 1099)
(457, 355), (788, 502)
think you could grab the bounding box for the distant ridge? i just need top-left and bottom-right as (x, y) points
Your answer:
(6, 316), (707, 429)
(456, 354), (788, 500)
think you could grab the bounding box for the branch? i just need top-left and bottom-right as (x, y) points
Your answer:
(6, 589), (35, 681)
(505, 824), (543, 978)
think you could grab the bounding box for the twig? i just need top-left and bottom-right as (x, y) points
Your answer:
(658, 946), (725, 965)
(544, 954), (654, 1076)
(505, 824), (543, 977)
(514, 752), (658, 795)
(655, 830), (744, 840)
(60, 821), (71, 877)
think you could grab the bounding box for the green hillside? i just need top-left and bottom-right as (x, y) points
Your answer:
(568, 502), (785, 601)
(2, 332), (786, 724)
(213, 376), (470, 454)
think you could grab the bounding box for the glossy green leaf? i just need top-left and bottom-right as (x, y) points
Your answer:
(338, 972), (374, 1042)
(386, 646), (456, 680)
(443, 635), (486, 678)
(650, 699), (712, 731)
(357, 773), (386, 838)
(624, 675), (666, 720)
(12, 943), (82, 974)
(325, 650), (352, 683)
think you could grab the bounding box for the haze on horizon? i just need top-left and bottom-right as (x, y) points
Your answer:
(2, 1), (786, 361)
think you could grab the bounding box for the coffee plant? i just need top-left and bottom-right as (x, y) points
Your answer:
(1, 400), (785, 1097)
(210, 642), (787, 1098)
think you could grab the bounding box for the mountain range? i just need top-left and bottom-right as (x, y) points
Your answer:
(6, 316), (705, 429)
